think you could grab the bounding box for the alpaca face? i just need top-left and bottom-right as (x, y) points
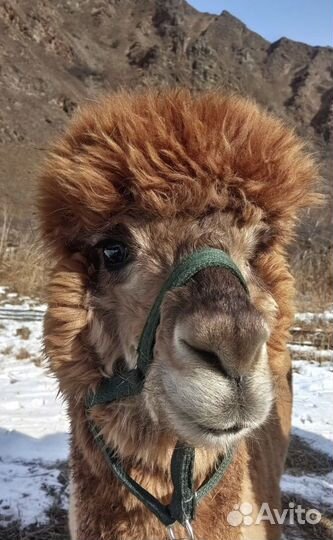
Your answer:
(40, 90), (318, 459)
(86, 210), (276, 449)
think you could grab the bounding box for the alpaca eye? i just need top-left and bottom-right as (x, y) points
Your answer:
(102, 241), (129, 270)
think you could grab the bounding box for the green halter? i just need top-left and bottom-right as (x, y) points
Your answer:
(86, 248), (249, 538)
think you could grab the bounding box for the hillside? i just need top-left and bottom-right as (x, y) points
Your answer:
(0, 0), (332, 239)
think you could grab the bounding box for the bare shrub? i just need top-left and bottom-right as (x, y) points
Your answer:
(292, 243), (333, 312)
(16, 326), (32, 340)
(0, 206), (47, 298)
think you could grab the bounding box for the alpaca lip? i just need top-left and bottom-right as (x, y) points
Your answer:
(169, 399), (244, 438)
(163, 393), (247, 440)
(196, 422), (243, 436)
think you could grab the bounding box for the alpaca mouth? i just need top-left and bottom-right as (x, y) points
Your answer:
(163, 396), (249, 443)
(196, 423), (243, 436)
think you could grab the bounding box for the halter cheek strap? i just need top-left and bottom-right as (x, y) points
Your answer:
(86, 248), (249, 536)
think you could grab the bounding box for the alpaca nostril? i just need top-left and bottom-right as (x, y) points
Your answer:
(181, 339), (229, 378)
(234, 375), (243, 387)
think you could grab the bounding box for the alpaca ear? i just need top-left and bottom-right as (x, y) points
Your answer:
(44, 255), (100, 397)
(45, 256), (89, 344)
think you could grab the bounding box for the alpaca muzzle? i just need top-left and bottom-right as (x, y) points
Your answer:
(86, 248), (249, 539)
(173, 266), (269, 381)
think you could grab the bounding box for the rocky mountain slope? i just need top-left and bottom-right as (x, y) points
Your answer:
(0, 0), (332, 237)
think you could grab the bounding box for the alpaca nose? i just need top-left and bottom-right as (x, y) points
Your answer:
(174, 268), (269, 379)
(180, 339), (236, 380)
(177, 310), (268, 380)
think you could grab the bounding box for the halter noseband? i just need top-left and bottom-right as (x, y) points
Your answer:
(86, 248), (249, 539)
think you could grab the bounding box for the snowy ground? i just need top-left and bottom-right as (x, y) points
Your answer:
(0, 289), (69, 528)
(0, 286), (332, 537)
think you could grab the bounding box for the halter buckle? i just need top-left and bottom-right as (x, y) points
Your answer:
(167, 519), (196, 540)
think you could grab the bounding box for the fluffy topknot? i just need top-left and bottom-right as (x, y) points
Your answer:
(38, 89), (319, 257)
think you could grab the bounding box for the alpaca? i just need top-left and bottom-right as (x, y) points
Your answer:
(38, 89), (319, 540)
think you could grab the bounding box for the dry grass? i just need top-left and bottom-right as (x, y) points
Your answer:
(293, 242), (333, 312)
(290, 326), (333, 351)
(1, 345), (13, 355)
(286, 435), (333, 476)
(16, 327), (32, 340)
(0, 207), (47, 298)
(15, 347), (31, 360)
(282, 494), (333, 540)
(0, 462), (70, 540)
(0, 512), (69, 540)
(283, 436), (333, 540)
(0, 503), (69, 540)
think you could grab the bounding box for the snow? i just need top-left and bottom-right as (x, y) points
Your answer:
(283, 359), (333, 513)
(288, 344), (333, 362)
(0, 294), (332, 529)
(292, 360), (333, 456)
(1, 319), (41, 357)
(294, 308), (333, 324)
(281, 472), (333, 507)
(0, 352), (69, 461)
(0, 303), (69, 526)
(0, 459), (66, 526)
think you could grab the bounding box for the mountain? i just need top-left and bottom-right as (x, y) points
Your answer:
(0, 0), (332, 239)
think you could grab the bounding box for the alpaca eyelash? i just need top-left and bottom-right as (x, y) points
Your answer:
(94, 223), (135, 250)
(102, 241), (131, 270)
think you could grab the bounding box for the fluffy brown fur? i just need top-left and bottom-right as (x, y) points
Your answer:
(39, 89), (319, 540)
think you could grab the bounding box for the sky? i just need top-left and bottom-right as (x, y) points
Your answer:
(187, 0), (332, 47)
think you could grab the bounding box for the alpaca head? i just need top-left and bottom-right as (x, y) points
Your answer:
(39, 90), (318, 452)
